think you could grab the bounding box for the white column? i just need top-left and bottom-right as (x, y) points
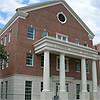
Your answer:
(60, 53), (66, 91)
(43, 51), (50, 91)
(80, 58), (89, 100)
(59, 54), (68, 100)
(81, 58), (87, 92)
(92, 60), (98, 92)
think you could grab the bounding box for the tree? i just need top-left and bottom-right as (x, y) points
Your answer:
(0, 44), (7, 61)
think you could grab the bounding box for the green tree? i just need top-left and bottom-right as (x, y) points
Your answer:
(0, 44), (7, 61)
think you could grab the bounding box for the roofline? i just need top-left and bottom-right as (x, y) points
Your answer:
(0, 11), (28, 36)
(0, 0), (95, 39)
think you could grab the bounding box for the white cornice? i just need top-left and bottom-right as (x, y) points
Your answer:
(0, 11), (28, 36)
(16, 0), (94, 39)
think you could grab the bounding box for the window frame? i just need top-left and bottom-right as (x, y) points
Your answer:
(5, 81), (8, 99)
(75, 40), (79, 45)
(41, 54), (44, 68)
(1, 82), (3, 99)
(8, 30), (12, 42)
(76, 84), (80, 99)
(2, 59), (5, 70)
(6, 55), (9, 68)
(84, 42), (88, 47)
(26, 53), (33, 66)
(75, 61), (80, 72)
(87, 84), (90, 92)
(27, 27), (35, 40)
(56, 56), (69, 72)
(4, 35), (7, 46)
(42, 30), (48, 38)
(1, 38), (3, 45)
(25, 81), (32, 100)
(86, 62), (89, 73)
(56, 33), (68, 42)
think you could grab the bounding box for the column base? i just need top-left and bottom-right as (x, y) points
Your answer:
(40, 91), (52, 100)
(80, 91), (90, 100)
(58, 91), (68, 100)
(92, 91), (100, 100)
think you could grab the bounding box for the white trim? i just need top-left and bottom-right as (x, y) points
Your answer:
(16, 0), (94, 39)
(57, 12), (67, 24)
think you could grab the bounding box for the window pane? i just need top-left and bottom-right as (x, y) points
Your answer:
(9, 30), (12, 42)
(1, 82), (3, 99)
(6, 55), (9, 67)
(76, 84), (80, 99)
(4, 35), (7, 46)
(42, 31), (47, 38)
(84, 43), (88, 47)
(5, 81), (8, 99)
(58, 35), (61, 40)
(1, 39), (3, 45)
(86, 63), (89, 72)
(41, 82), (43, 92)
(26, 53), (33, 66)
(41, 55), (44, 68)
(28, 27), (34, 39)
(25, 81), (32, 100)
(63, 36), (66, 41)
(75, 40), (79, 44)
(76, 61), (80, 72)
(65, 59), (67, 70)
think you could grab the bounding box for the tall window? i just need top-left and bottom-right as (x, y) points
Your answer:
(87, 84), (90, 92)
(86, 63), (89, 73)
(41, 82), (43, 92)
(41, 55), (44, 68)
(1, 38), (3, 45)
(76, 84), (80, 99)
(27, 27), (34, 40)
(2, 59), (5, 69)
(26, 53), (33, 66)
(56, 56), (69, 71)
(75, 61), (80, 72)
(1, 82), (3, 99)
(4, 35), (7, 46)
(42, 31), (48, 38)
(75, 40), (79, 44)
(25, 81), (32, 100)
(6, 55), (9, 68)
(8, 30), (12, 42)
(5, 81), (8, 99)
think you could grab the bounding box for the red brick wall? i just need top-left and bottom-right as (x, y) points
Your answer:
(0, 4), (94, 81)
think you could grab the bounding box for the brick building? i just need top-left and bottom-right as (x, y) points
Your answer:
(0, 0), (100, 100)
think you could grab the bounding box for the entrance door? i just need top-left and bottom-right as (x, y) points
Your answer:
(56, 83), (70, 100)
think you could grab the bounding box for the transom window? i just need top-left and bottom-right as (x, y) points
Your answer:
(27, 27), (34, 39)
(56, 56), (69, 71)
(75, 40), (79, 44)
(76, 84), (80, 99)
(26, 53), (33, 66)
(25, 81), (32, 100)
(56, 33), (68, 42)
(75, 61), (80, 72)
(42, 30), (48, 38)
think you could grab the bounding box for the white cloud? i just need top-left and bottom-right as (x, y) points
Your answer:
(66, 0), (100, 45)
(28, 0), (41, 4)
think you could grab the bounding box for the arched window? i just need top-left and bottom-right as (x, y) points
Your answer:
(42, 30), (48, 38)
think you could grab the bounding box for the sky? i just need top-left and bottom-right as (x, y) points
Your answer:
(0, 0), (100, 45)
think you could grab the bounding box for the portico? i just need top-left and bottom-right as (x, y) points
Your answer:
(34, 36), (99, 100)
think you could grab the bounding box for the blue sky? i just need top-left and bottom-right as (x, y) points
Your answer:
(0, 0), (100, 45)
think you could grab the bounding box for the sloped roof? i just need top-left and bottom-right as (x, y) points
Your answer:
(0, 0), (94, 39)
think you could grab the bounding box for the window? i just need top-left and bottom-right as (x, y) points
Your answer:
(4, 35), (7, 46)
(76, 84), (80, 99)
(42, 31), (48, 38)
(2, 59), (5, 69)
(57, 12), (67, 24)
(56, 56), (69, 71)
(84, 43), (88, 47)
(5, 81), (8, 99)
(8, 30), (12, 42)
(41, 55), (44, 68)
(75, 61), (80, 72)
(86, 63), (89, 73)
(25, 81), (32, 100)
(6, 55), (9, 68)
(87, 84), (90, 92)
(41, 82), (43, 92)
(1, 38), (3, 45)
(1, 82), (3, 99)
(27, 27), (34, 39)
(75, 40), (79, 44)
(26, 53), (33, 66)
(56, 33), (68, 42)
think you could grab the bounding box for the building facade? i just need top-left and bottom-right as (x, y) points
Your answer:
(0, 0), (100, 100)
